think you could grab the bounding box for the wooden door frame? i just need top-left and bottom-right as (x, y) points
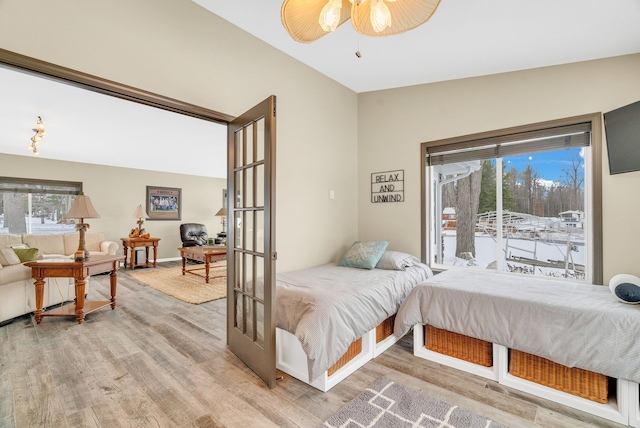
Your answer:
(0, 48), (234, 124)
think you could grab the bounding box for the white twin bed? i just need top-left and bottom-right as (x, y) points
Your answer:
(274, 249), (433, 391)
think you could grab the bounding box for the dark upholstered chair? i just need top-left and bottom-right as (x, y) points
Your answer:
(180, 223), (209, 247)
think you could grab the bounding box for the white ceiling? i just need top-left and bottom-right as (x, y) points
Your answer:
(193, 0), (640, 93)
(0, 66), (228, 178)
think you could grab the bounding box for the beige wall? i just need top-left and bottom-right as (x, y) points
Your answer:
(357, 53), (640, 283)
(0, 153), (226, 260)
(0, 0), (359, 272)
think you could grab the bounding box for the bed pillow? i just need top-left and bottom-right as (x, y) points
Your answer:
(0, 247), (22, 266)
(13, 247), (40, 263)
(376, 251), (420, 271)
(338, 241), (388, 270)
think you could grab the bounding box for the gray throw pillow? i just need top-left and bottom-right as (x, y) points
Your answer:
(376, 250), (420, 271)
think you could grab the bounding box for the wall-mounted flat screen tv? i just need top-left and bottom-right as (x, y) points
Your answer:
(604, 100), (640, 175)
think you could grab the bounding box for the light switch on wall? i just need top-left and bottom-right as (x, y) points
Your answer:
(329, 190), (335, 200)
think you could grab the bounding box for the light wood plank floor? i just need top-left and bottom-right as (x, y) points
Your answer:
(0, 261), (628, 427)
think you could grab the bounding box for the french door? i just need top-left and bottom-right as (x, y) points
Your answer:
(226, 96), (277, 388)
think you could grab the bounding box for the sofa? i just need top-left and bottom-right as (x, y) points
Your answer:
(0, 232), (119, 324)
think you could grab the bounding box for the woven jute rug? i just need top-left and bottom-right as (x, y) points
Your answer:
(324, 378), (505, 428)
(130, 263), (227, 304)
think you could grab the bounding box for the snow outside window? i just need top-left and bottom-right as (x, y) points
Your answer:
(0, 177), (82, 235)
(423, 119), (601, 284)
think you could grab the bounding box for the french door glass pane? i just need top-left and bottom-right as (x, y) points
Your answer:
(255, 256), (264, 300)
(256, 210), (264, 255)
(256, 302), (264, 347)
(256, 118), (264, 161)
(235, 131), (243, 168)
(246, 123), (254, 165)
(246, 167), (254, 208)
(256, 164), (264, 208)
(243, 252), (254, 295)
(244, 295), (253, 338)
(234, 210), (242, 249)
(245, 210), (254, 252)
(235, 171), (243, 208)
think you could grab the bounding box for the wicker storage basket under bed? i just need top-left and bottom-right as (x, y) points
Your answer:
(327, 338), (362, 376)
(376, 315), (395, 343)
(327, 315), (396, 377)
(424, 325), (493, 367)
(509, 349), (609, 403)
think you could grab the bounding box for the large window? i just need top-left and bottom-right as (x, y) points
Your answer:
(421, 114), (602, 284)
(0, 177), (82, 235)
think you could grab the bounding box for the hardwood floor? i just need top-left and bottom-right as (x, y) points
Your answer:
(0, 261), (627, 427)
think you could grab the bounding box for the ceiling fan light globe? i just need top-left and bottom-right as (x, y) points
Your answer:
(319, 0), (343, 32)
(370, 0), (392, 32)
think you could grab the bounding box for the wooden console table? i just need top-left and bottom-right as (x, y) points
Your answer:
(25, 254), (125, 324)
(121, 237), (160, 269)
(179, 246), (226, 283)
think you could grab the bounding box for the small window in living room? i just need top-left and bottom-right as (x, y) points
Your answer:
(0, 177), (82, 235)
(422, 114), (602, 284)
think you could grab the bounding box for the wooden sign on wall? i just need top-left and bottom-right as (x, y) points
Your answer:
(371, 169), (404, 203)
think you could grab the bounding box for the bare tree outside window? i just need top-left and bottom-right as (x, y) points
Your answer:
(2, 193), (26, 234)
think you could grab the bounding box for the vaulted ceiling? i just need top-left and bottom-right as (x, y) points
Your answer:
(193, 0), (640, 93)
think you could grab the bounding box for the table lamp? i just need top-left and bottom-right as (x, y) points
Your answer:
(64, 192), (101, 259)
(132, 204), (149, 233)
(215, 207), (227, 237)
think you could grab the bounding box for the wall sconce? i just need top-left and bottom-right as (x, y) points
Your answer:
(27, 116), (46, 156)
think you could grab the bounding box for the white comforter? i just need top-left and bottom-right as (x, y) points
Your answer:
(276, 263), (433, 382)
(394, 269), (640, 382)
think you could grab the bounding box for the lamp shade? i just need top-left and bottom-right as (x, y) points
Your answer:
(215, 207), (227, 217)
(64, 193), (101, 219)
(132, 204), (149, 219)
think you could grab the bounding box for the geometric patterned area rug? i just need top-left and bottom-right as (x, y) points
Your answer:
(130, 264), (226, 304)
(323, 378), (506, 428)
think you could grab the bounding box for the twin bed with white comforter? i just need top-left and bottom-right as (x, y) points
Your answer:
(273, 245), (433, 391)
(392, 268), (640, 425)
(394, 268), (640, 383)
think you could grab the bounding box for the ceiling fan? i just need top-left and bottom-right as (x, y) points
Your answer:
(281, 0), (441, 43)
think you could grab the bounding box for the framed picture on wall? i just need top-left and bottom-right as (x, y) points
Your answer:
(147, 186), (182, 220)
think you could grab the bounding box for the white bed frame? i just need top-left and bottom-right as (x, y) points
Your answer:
(276, 321), (399, 392)
(630, 383), (640, 428)
(414, 324), (634, 426)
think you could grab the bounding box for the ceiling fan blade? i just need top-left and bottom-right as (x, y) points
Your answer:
(282, 0), (351, 43)
(351, 0), (441, 37)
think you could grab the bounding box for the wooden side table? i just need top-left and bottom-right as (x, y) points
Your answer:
(121, 237), (161, 269)
(25, 254), (125, 324)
